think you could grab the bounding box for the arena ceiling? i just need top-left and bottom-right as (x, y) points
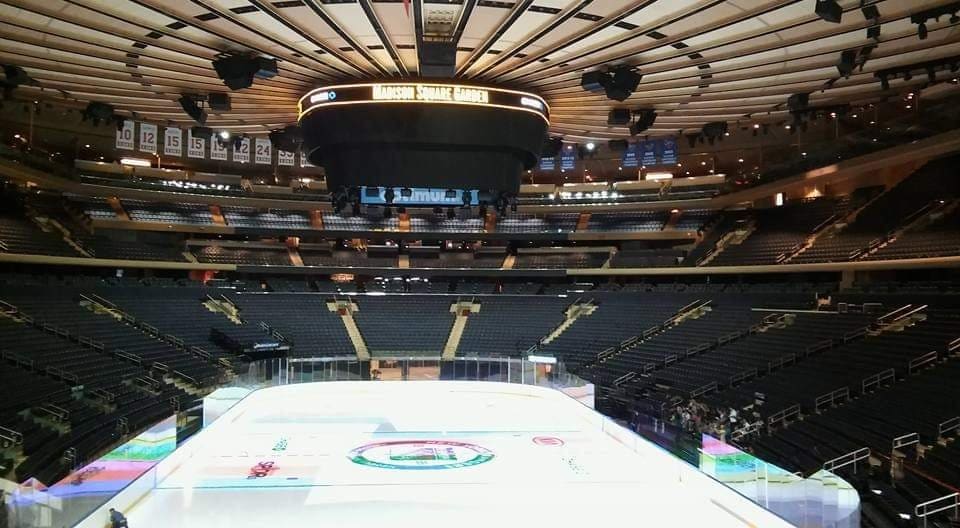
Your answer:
(1, 0), (958, 143)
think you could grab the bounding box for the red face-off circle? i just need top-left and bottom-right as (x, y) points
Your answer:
(532, 436), (564, 447)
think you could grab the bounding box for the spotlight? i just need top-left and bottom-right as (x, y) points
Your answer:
(212, 54), (278, 91)
(219, 130), (230, 140)
(81, 101), (116, 126)
(607, 108), (632, 125)
(190, 126), (213, 140)
(208, 92), (231, 111)
(861, 5), (880, 20)
(918, 22), (928, 40)
(815, 0), (842, 23)
(867, 25), (881, 40)
(629, 109), (657, 135)
(605, 66), (642, 102)
(837, 50), (857, 78)
(268, 125), (302, 151)
(178, 95), (207, 124)
(585, 142), (596, 151)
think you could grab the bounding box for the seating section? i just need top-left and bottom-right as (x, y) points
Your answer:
(352, 296), (453, 355)
(496, 214), (578, 233)
(227, 293), (356, 356)
(587, 211), (669, 232)
(673, 209), (715, 231)
(322, 214), (398, 231)
(867, 205), (960, 260)
(609, 248), (683, 268)
(540, 295), (689, 368)
(123, 200), (213, 225)
(710, 197), (851, 266)
(514, 252), (608, 269)
(300, 249), (396, 268)
(408, 214), (484, 233)
(794, 160), (960, 263)
(194, 245), (291, 266)
(458, 296), (569, 356)
(67, 195), (116, 221)
(0, 215), (79, 257)
(74, 233), (186, 261)
(222, 206), (311, 229)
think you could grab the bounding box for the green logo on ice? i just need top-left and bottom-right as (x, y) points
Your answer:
(349, 440), (494, 470)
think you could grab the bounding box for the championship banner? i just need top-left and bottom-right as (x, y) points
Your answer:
(115, 120), (135, 150)
(640, 140), (658, 167)
(254, 138), (272, 165)
(210, 138), (228, 161)
(621, 143), (639, 168)
(278, 150), (295, 166)
(539, 157), (556, 171)
(138, 122), (157, 154)
(660, 136), (678, 165)
(163, 127), (182, 157)
(187, 129), (206, 159)
(233, 137), (250, 163)
(560, 146), (575, 171)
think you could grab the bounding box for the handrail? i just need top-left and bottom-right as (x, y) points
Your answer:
(690, 381), (718, 398)
(0, 299), (17, 314)
(843, 327), (867, 342)
(768, 353), (796, 372)
(804, 339), (833, 357)
(114, 349), (142, 365)
(914, 492), (959, 528)
(892, 432), (919, 452)
(190, 346), (212, 360)
(613, 372), (636, 386)
(891, 304), (928, 324)
(91, 293), (119, 310)
(814, 387), (849, 411)
(0, 425), (23, 446)
(173, 369), (199, 386)
(876, 304), (914, 325)
(861, 368), (895, 393)
(45, 366), (79, 384)
(152, 362), (170, 372)
(909, 351), (939, 374)
(939, 416), (960, 438)
(822, 447), (870, 473)
(90, 387), (116, 403)
(729, 368), (757, 386)
(767, 404), (801, 429)
(948, 337), (960, 354)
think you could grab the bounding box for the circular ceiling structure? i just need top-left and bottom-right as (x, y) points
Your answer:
(1, 0), (958, 142)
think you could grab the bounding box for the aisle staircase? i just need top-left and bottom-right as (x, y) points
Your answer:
(327, 299), (369, 360)
(543, 300), (598, 344)
(443, 300), (481, 359)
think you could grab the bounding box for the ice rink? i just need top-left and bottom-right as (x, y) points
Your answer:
(125, 381), (793, 527)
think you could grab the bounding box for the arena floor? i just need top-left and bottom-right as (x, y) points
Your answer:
(125, 381), (793, 527)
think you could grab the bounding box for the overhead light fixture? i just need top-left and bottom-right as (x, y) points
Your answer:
(120, 158), (151, 167)
(918, 22), (929, 40)
(218, 130), (230, 140)
(629, 109), (657, 136)
(585, 142), (595, 151)
(815, 0), (842, 23)
(837, 50), (857, 78)
(268, 125), (302, 151)
(81, 101), (118, 127)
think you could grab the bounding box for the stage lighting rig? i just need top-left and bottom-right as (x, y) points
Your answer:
(178, 94), (207, 124)
(268, 125), (302, 152)
(81, 102), (120, 127)
(212, 53), (278, 91)
(910, 3), (960, 40)
(815, 0), (842, 23)
(1, 65), (33, 100)
(581, 66), (642, 102)
(629, 109), (657, 136)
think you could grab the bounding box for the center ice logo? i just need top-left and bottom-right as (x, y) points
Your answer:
(348, 440), (494, 470)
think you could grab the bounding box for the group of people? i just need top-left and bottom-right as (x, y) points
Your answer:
(666, 398), (764, 443)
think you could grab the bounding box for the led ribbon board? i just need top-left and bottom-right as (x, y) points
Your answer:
(299, 83), (549, 123)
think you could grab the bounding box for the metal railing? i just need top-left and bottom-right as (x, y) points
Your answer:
(815, 387), (850, 411)
(914, 492), (959, 528)
(767, 404), (801, 429)
(892, 432), (919, 453)
(938, 416), (960, 438)
(861, 368), (895, 393)
(908, 351), (939, 374)
(822, 447), (870, 473)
